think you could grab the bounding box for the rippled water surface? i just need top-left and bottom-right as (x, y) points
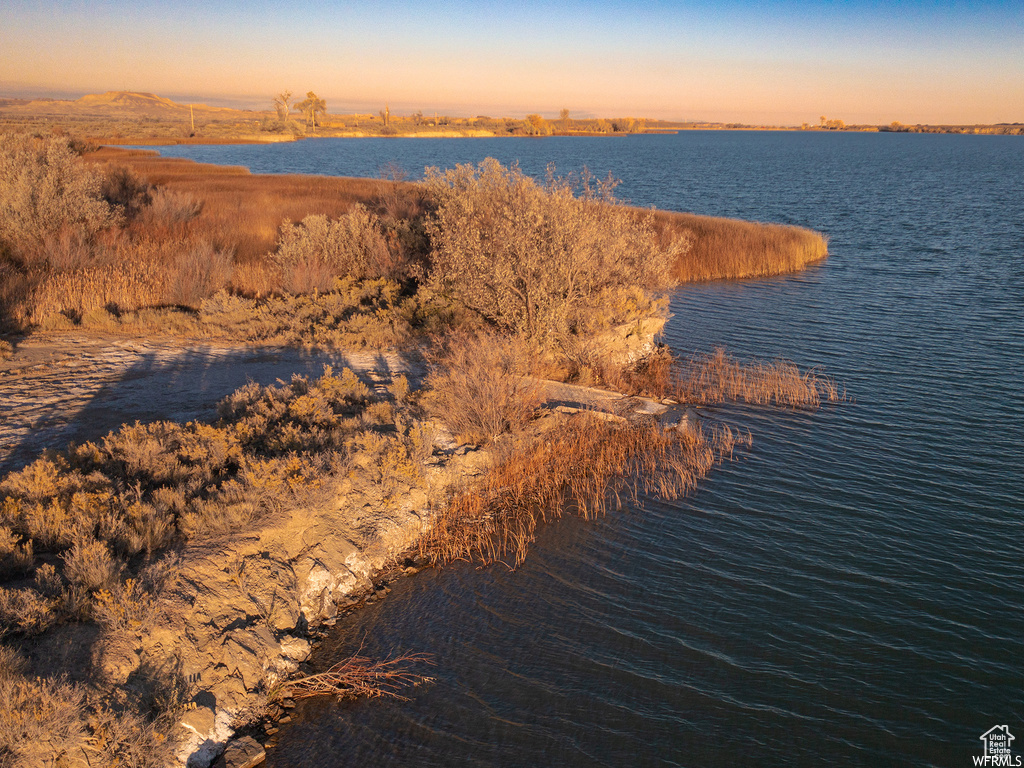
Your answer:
(154, 133), (1024, 765)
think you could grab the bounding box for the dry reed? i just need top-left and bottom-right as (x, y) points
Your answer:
(84, 148), (390, 262)
(27, 261), (167, 321)
(674, 348), (843, 407)
(649, 210), (828, 282)
(420, 414), (746, 569)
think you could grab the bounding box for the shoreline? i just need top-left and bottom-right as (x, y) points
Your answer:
(0, 325), (682, 767)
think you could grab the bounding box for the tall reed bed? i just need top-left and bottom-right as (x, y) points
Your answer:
(420, 414), (746, 569)
(84, 148), (390, 262)
(651, 210), (828, 282)
(601, 347), (843, 409)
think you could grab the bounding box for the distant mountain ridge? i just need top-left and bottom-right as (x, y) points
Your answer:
(0, 91), (249, 117)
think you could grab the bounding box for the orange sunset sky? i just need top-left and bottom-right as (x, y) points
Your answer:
(1, 0), (1022, 125)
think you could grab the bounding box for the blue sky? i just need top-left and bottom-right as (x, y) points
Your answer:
(1, 0), (1021, 123)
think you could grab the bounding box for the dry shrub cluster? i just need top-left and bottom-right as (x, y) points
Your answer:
(423, 159), (688, 343)
(197, 278), (423, 348)
(0, 366), (424, 640)
(0, 365), (437, 761)
(423, 330), (542, 445)
(420, 414), (746, 569)
(274, 205), (409, 293)
(38, 275), (443, 349)
(0, 645), (187, 768)
(674, 348), (843, 407)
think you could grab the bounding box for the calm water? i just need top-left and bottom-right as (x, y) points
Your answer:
(152, 133), (1024, 766)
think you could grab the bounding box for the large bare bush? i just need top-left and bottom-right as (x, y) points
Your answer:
(423, 158), (686, 341)
(0, 134), (119, 264)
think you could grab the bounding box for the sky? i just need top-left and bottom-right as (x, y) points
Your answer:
(1, 0), (1022, 125)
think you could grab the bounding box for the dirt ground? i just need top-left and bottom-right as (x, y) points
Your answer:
(0, 333), (420, 475)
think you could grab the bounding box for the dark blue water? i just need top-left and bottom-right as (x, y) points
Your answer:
(151, 134), (1024, 766)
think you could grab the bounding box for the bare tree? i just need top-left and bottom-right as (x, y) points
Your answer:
(559, 108), (570, 131)
(273, 91), (293, 122)
(296, 91), (327, 132)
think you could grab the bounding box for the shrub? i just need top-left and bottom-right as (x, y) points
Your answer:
(140, 187), (203, 226)
(423, 158), (687, 342)
(62, 538), (120, 592)
(424, 330), (541, 444)
(0, 525), (33, 579)
(0, 262), (35, 331)
(273, 205), (398, 293)
(100, 165), (153, 221)
(0, 646), (186, 768)
(0, 586), (60, 636)
(93, 577), (156, 631)
(0, 134), (120, 265)
(0, 651), (89, 761)
(166, 240), (234, 306)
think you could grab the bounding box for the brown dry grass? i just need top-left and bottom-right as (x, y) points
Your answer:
(674, 348), (843, 407)
(650, 210), (828, 282)
(420, 414), (746, 569)
(84, 148), (394, 263)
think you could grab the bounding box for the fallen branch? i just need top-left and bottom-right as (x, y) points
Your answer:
(279, 652), (433, 701)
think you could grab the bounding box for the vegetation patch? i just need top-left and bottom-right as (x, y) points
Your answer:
(420, 414), (746, 569)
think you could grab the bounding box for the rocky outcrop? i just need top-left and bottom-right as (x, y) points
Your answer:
(152, 433), (491, 767)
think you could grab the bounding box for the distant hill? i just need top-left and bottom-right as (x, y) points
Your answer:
(0, 91), (250, 118)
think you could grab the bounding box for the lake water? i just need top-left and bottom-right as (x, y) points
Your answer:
(148, 133), (1024, 766)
